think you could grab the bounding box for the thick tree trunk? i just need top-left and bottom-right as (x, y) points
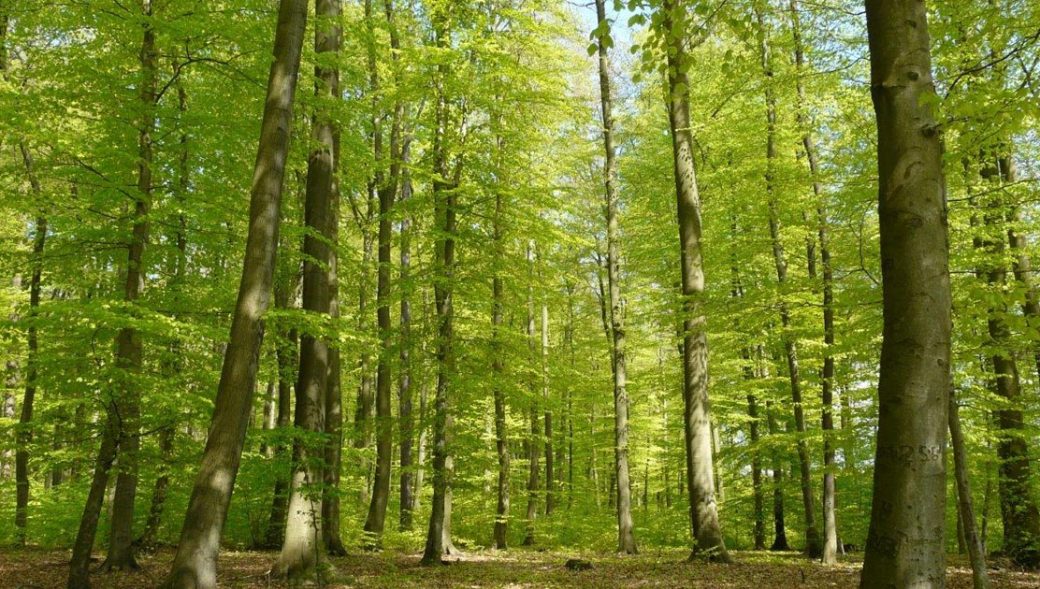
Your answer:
(15, 143), (45, 546)
(950, 388), (990, 589)
(753, 3), (820, 558)
(663, 0), (729, 563)
(161, 0), (307, 585)
(594, 0), (636, 555)
(860, 2), (952, 587)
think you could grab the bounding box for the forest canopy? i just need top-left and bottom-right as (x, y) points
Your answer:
(0, 0), (1039, 588)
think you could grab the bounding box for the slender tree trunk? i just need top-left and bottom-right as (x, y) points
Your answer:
(523, 242), (540, 547)
(67, 408), (120, 589)
(421, 13), (457, 564)
(950, 387), (990, 589)
(787, 0), (839, 564)
(753, 2), (820, 558)
(491, 156), (510, 549)
(398, 143), (417, 532)
(162, 0), (307, 585)
(99, 0), (158, 571)
(265, 298), (297, 548)
(594, 0), (636, 554)
(860, 2), (952, 586)
(15, 143), (45, 546)
(542, 303), (554, 517)
(765, 397), (789, 551)
(137, 56), (190, 554)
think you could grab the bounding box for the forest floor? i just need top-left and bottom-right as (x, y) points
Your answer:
(2, 547), (1038, 588)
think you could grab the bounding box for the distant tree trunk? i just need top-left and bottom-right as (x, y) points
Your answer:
(137, 57), (190, 554)
(364, 0), (402, 548)
(766, 396), (789, 551)
(265, 287), (297, 549)
(15, 143), (45, 546)
(161, 0), (307, 585)
(398, 138), (417, 531)
(787, 0), (838, 564)
(738, 345), (765, 551)
(542, 303), (554, 517)
(523, 242), (540, 547)
(594, 0), (636, 555)
(99, 0), (158, 572)
(950, 387), (990, 589)
(272, 0), (340, 574)
(860, 2), (952, 587)
(67, 408), (120, 589)
(663, 0), (729, 563)
(491, 157), (510, 549)
(421, 12), (457, 564)
(753, 2), (820, 558)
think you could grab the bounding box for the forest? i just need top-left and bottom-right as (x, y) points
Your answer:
(0, 0), (1039, 587)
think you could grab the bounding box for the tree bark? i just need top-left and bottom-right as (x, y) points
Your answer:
(421, 12), (457, 564)
(272, 0), (341, 574)
(398, 135), (417, 531)
(860, 2), (952, 586)
(663, 0), (729, 562)
(542, 303), (554, 517)
(594, 0), (636, 555)
(161, 0), (307, 584)
(787, 0), (839, 564)
(950, 387), (990, 589)
(15, 143), (45, 547)
(491, 140), (510, 549)
(523, 242), (540, 547)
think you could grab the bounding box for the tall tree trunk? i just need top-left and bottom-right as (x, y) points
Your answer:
(398, 148), (416, 531)
(787, 0), (839, 564)
(15, 143), (45, 546)
(491, 153), (510, 549)
(364, 0), (403, 548)
(99, 0), (158, 571)
(860, 2), (952, 586)
(162, 0), (307, 585)
(663, 0), (729, 562)
(272, 0), (341, 574)
(766, 397), (789, 551)
(523, 242), (540, 547)
(542, 303), (554, 517)
(950, 387), (990, 589)
(594, 0), (636, 555)
(421, 12), (457, 564)
(137, 57), (191, 553)
(753, 2), (820, 558)
(310, 0), (345, 558)
(67, 408), (120, 589)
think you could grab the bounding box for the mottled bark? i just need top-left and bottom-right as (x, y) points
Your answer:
(663, 0), (729, 562)
(860, 2), (952, 586)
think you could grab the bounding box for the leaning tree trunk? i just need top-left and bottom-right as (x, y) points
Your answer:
(949, 387), (990, 589)
(162, 0), (307, 585)
(14, 144), (45, 547)
(265, 283), (298, 548)
(663, 0), (729, 563)
(860, 2), (952, 587)
(271, 0), (341, 575)
(594, 0), (636, 554)
(787, 0), (838, 564)
(753, 2), (821, 558)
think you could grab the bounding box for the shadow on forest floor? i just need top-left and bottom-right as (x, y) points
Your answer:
(1, 546), (1037, 588)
